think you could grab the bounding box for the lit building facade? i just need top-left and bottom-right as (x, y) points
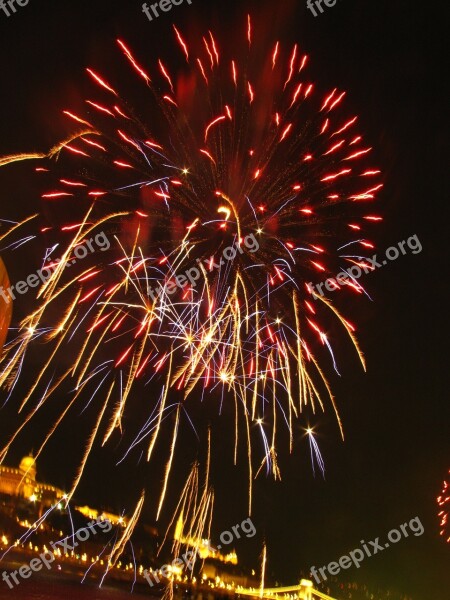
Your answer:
(0, 455), (129, 527)
(0, 455), (65, 507)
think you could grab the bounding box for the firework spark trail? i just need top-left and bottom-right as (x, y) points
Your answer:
(100, 490), (145, 586)
(81, 536), (112, 583)
(259, 542), (267, 599)
(0, 497), (67, 561)
(307, 428), (325, 479)
(0, 16), (383, 518)
(167, 455), (214, 564)
(154, 458), (214, 598)
(437, 468), (450, 543)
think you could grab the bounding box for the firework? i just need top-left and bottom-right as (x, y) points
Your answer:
(0, 16), (383, 517)
(259, 542), (267, 599)
(437, 468), (449, 543)
(0, 258), (12, 350)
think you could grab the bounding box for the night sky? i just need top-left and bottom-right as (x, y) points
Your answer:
(0, 1), (447, 599)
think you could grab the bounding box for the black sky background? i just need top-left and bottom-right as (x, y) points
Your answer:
(0, 0), (448, 598)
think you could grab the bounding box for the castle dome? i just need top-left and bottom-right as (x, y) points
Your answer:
(19, 455), (37, 480)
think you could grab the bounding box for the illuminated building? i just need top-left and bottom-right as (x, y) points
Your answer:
(0, 455), (129, 527)
(174, 513), (238, 565)
(0, 455), (65, 507)
(75, 505), (129, 528)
